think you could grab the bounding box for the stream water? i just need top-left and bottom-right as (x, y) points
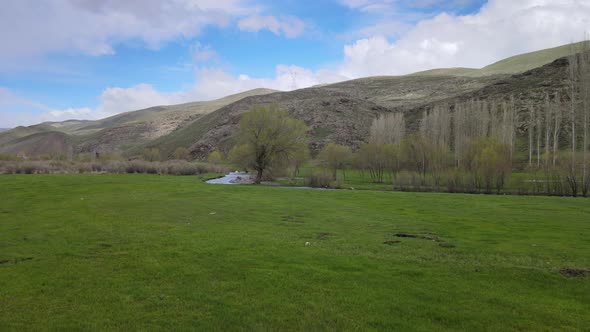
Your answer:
(206, 172), (254, 185)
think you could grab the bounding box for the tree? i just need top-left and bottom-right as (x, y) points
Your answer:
(356, 143), (388, 183)
(142, 148), (161, 162)
(369, 113), (406, 146)
(207, 150), (224, 165)
(289, 146), (310, 179)
(228, 144), (252, 171)
(173, 147), (191, 161)
(552, 93), (562, 167)
(235, 105), (308, 184)
(317, 143), (352, 180)
(400, 135), (431, 178)
(465, 138), (512, 194)
(567, 49), (579, 196)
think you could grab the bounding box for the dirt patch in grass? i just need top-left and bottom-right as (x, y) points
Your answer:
(316, 232), (332, 240)
(559, 267), (588, 278)
(281, 215), (304, 223)
(395, 233), (440, 242)
(0, 257), (34, 266)
(383, 240), (401, 245)
(393, 233), (456, 248)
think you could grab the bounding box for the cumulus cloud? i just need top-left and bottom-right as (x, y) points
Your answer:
(4, 0), (590, 128)
(193, 42), (217, 63)
(48, 107), (93, 118)
(90, 0), (590, 116)
(0, 88), (49, 111)
(337, 0), (590, 77)
(0, 0), (253, 61)
(238, 15), (305, 38)
(0, 87), (95, 126)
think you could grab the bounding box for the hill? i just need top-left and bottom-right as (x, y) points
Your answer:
(0, 42), (585, 158)
(170, 56), (568, 158)
(0, 131), (70, 157)
(0, 88), (276, 157)
(152, 74), (501, 158)
(410, 41), (588, 77)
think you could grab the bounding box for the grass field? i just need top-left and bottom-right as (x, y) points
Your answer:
(1, 175), (589, 330)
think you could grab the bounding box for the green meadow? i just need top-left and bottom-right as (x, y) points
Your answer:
(1, 174), (589, 331)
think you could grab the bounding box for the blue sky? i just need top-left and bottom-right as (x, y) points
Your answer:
(1, 0), (589, 127)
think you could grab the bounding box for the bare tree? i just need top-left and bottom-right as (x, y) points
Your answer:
(567, 47), (580, 196)
(369, 112), (406, 146)
(544, 93), (552, 168)
(581, 40), (590, 196)
(552, 92), (562, 167)
(528, 104), (535, 166)
(536, 104), (542, 167)
(420, 104), (452, 148)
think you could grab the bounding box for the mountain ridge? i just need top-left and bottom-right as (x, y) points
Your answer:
(0, 42), (584, 158)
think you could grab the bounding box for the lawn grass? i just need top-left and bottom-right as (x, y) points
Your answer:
(1, 174), (589, 331)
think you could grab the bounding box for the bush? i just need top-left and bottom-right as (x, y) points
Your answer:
(0, 160), (227, 176)
(305, 169), (335, 188)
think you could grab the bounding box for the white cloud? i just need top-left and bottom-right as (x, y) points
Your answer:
(340, 0), (395, 12)
(0, 88), (47, 111)
(48, 107), (93, 118)
(95, 84), (182, 118)
(4, 0), (590, 128)
(0, 0), (254, 61)
(193, 42), (217, 63)
(95, 0), (590, 115)
(337, 0), (590, 77)
(189, 65), (345, 99)
(238, 15), (305, 38)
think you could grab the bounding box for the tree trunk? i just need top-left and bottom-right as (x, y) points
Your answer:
(255, 168), (263, 184)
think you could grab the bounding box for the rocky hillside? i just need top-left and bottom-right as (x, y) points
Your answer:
(161, 74), (502, 158)
(0, 42), (583, 159)
(0, 88), (276, 157)
(172, 56), (572, 158)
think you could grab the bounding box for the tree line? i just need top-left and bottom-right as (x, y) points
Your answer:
(227, 46), (590, 196)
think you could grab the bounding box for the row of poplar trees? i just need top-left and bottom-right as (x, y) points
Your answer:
(326, 45), (590, 196)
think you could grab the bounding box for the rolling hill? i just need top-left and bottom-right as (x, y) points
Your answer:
(410, 40), (589, 77)
(0, 42), (584, 159)
(0, 88), (276, 157)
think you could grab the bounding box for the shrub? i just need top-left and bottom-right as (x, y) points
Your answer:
(0, 160), (226, 176)
(305, 169), (334, 188)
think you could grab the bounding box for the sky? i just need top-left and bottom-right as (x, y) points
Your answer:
(1, 0), (589, 128)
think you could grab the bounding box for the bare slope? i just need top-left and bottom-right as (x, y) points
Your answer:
(0, 42), (584, 158)
(0, 131), (70, 157)
(155, 55), (571, 159)
(0, 88), (276, 156)
(146, 75), (501, 158)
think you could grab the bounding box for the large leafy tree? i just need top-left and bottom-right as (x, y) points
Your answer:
(230, 105), (308, 184)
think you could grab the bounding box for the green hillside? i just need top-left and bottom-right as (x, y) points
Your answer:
(478, 41), (589, 76)
(0, 89), (277, 157)
(411, 41), (589, 78)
